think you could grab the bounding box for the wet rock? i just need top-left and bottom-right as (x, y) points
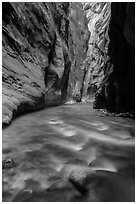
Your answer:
(117, 112), (135, 119)
(69, 167), (96, 194)
(72, 93), (81, 102)
(2, 158), (15, 169)
(47, 161), (88, 193)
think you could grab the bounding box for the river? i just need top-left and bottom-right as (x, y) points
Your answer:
(2, 103), (135, 202)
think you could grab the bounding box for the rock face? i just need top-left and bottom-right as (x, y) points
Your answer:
(81, 3), (111, 103)
(81, 2), (135, 114)
(66, 3), (90, 103)
(2, 2), (89, 126)
(2, 2), (135, 126)
(93, 3), (135, 113)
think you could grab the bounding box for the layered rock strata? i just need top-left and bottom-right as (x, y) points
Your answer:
(2, 2), (135, 126)
(2, 2), (89, 126)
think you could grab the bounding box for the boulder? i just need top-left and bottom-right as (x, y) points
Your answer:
(69, 167), (96, 194)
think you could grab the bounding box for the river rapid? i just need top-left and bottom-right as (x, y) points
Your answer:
(2, 103), (135, 202)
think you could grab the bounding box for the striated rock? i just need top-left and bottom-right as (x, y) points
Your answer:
(2, 2), (134, 126)
(80, 2), (134, 114)
(66, 3), (90, 102)
(2, 2), (89, 126)
(2, 2), (57, 126)
(81, 3), (111, 102)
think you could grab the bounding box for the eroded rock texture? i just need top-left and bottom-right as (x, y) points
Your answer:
(2, 2), (89, 126)
(2, 2), (135, 126)
(93, 3), (135, 114)
(81, 2), (111, 103)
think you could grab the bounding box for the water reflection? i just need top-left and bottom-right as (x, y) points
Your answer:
(2, 103), (135, 202)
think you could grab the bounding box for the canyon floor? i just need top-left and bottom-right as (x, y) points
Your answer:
(2, 102), (135, 202)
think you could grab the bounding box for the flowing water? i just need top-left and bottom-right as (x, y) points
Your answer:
(2, 103), (135, 202)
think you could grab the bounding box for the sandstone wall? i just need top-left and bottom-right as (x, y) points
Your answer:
(93, 3), (135, 114)
(81, 2), (134, 114)
(2, 2), (135, 126)
(2, 2), (89, 126)
(81, 3), (111, 103)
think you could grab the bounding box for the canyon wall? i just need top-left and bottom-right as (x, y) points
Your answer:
(81, 2), (135, 115)
(2, 2), (89, 126)
(2, 2), (135, 126)
(81, 2), (111, 104)
(93, 2), (135, 114)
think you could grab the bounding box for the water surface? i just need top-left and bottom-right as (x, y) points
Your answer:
(2, 103), (135, 202)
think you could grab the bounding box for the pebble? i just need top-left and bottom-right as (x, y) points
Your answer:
(3, 158), (15, 169)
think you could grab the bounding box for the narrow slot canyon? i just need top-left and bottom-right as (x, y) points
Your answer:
(2, 2), (135, 202)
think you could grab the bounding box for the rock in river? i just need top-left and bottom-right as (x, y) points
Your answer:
(69, 167), (96, 194)
(2, 158), (15, 169)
